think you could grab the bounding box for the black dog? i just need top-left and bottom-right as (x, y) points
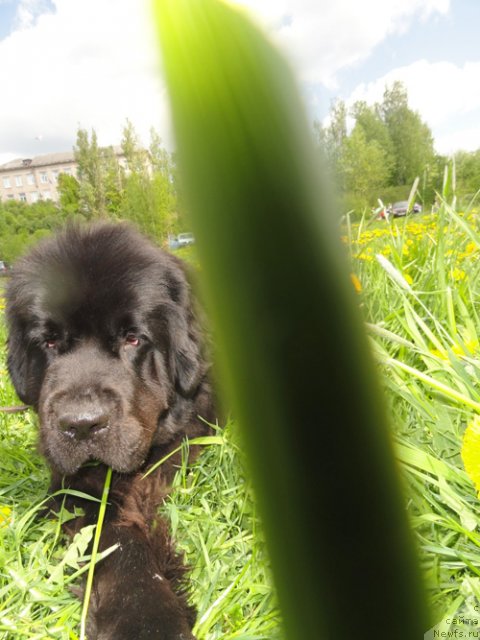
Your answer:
(6, 223), (216, 639)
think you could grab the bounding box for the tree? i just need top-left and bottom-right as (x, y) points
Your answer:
(149, 127), (173, 177)
(118, 167), (177, 238)
(339, 123), (391, 209)
(116, 122), (179, 238)
(351, 100), (394, 179)
(57, 173), (80, 216)
(318, 99), (347, 173)
(316, 81), (440, 215)
(102, 145), (123, 214)
(456, 150), (480, 199)
(71, 122), (180, 238)
(121, 119), (149, 175)
(74, 128), (108, 218)
(380, 81), (435, 186)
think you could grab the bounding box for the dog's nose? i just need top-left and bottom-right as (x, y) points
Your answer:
(58, 411), (109, 441)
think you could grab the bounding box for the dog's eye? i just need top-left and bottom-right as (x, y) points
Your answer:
(124, 331), (140, 347)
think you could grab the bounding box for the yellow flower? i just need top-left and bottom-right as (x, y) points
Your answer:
(355, 252), (374, 262)
(0, 506), (11, 526)
(462, 416), (480, 497)
(350, 273), (362, 293)
(465, 242), (477, 255)
(430, 339), (479, 360)
(452, 268), (467, 282)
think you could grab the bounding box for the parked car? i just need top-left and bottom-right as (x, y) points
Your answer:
(389, 201), (422, 218)
(177, 232), (195, 247)
(168, 233), (195, 250)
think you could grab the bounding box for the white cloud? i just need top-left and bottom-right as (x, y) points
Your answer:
(347, 60), (480, 153)
(0, 0), (169, 159)
(235, 0), (449, 87)
(0, 0), (455, 161)
(436, 127), (480, 155)
(14, 0), (53, 30)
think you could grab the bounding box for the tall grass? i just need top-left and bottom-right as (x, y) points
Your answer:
(348, 180), (480, 633)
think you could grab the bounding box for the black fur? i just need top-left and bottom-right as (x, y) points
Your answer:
(6, 223), (216, 639)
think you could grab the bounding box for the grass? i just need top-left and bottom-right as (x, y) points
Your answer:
(347, 190), (480, 634)
(4, 188), (480, 637)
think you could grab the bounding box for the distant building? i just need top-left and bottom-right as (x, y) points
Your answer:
(0, 147), (128, 204)
(0, 151), (79, 204)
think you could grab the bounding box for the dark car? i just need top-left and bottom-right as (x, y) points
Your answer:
(388, 201), (422, 217)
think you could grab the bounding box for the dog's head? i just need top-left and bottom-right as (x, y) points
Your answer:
(6, 223), (211, 474)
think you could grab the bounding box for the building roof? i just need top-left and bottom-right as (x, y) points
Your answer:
(0, 151), (75, 172)
(0, 147), (124, 172)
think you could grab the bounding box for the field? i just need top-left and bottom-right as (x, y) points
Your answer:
(347, 199), (480, 634)
(2, 196), (480, 637)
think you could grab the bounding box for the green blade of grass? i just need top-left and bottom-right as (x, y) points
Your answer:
(79, 466), (112, 640)
(154, 1), (430, 638)
(385, 357), (480, 412)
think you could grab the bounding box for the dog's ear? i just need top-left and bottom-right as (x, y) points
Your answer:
(171, 308), (203, 396)
(150, 299), (204, 397)
(6, 320), (46, 407)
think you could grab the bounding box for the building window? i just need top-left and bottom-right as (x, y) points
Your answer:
(52, 170), (59, 182)
(30, 192), (39, 203)
(27, 174), (35, 185)
(19, 193), (27, 202)
(6, 194), (14, 200)
(42, 190), (51, 200)
(15, 175), (23, 187)
(2, 177), (11, 188)
(40, 172), (48, 184)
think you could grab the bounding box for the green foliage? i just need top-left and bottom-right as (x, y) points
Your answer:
(72, 122), (180, 239)
(0, 122), (184, 262)
(57, 173), (80, 215)
(116, 171), (176, 238)
(74, 128), (107, 218)
(381, 81), (435, 186)
(456, 149), (480, 203)
(346, 196), (480, 633)
(339, 123), (391, 205)
(352, 100), (393, 159)
(317, 81), (442, 216)
(0, 199), (70, 262)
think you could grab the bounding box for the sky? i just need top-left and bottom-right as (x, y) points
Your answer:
(0, 0), (478, 166)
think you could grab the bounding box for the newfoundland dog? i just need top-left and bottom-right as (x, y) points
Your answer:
(6, 223), (216, 640)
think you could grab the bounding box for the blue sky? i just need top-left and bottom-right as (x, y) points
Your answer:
(0, 0), (478, 164)
(341, 1), (479, 80)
